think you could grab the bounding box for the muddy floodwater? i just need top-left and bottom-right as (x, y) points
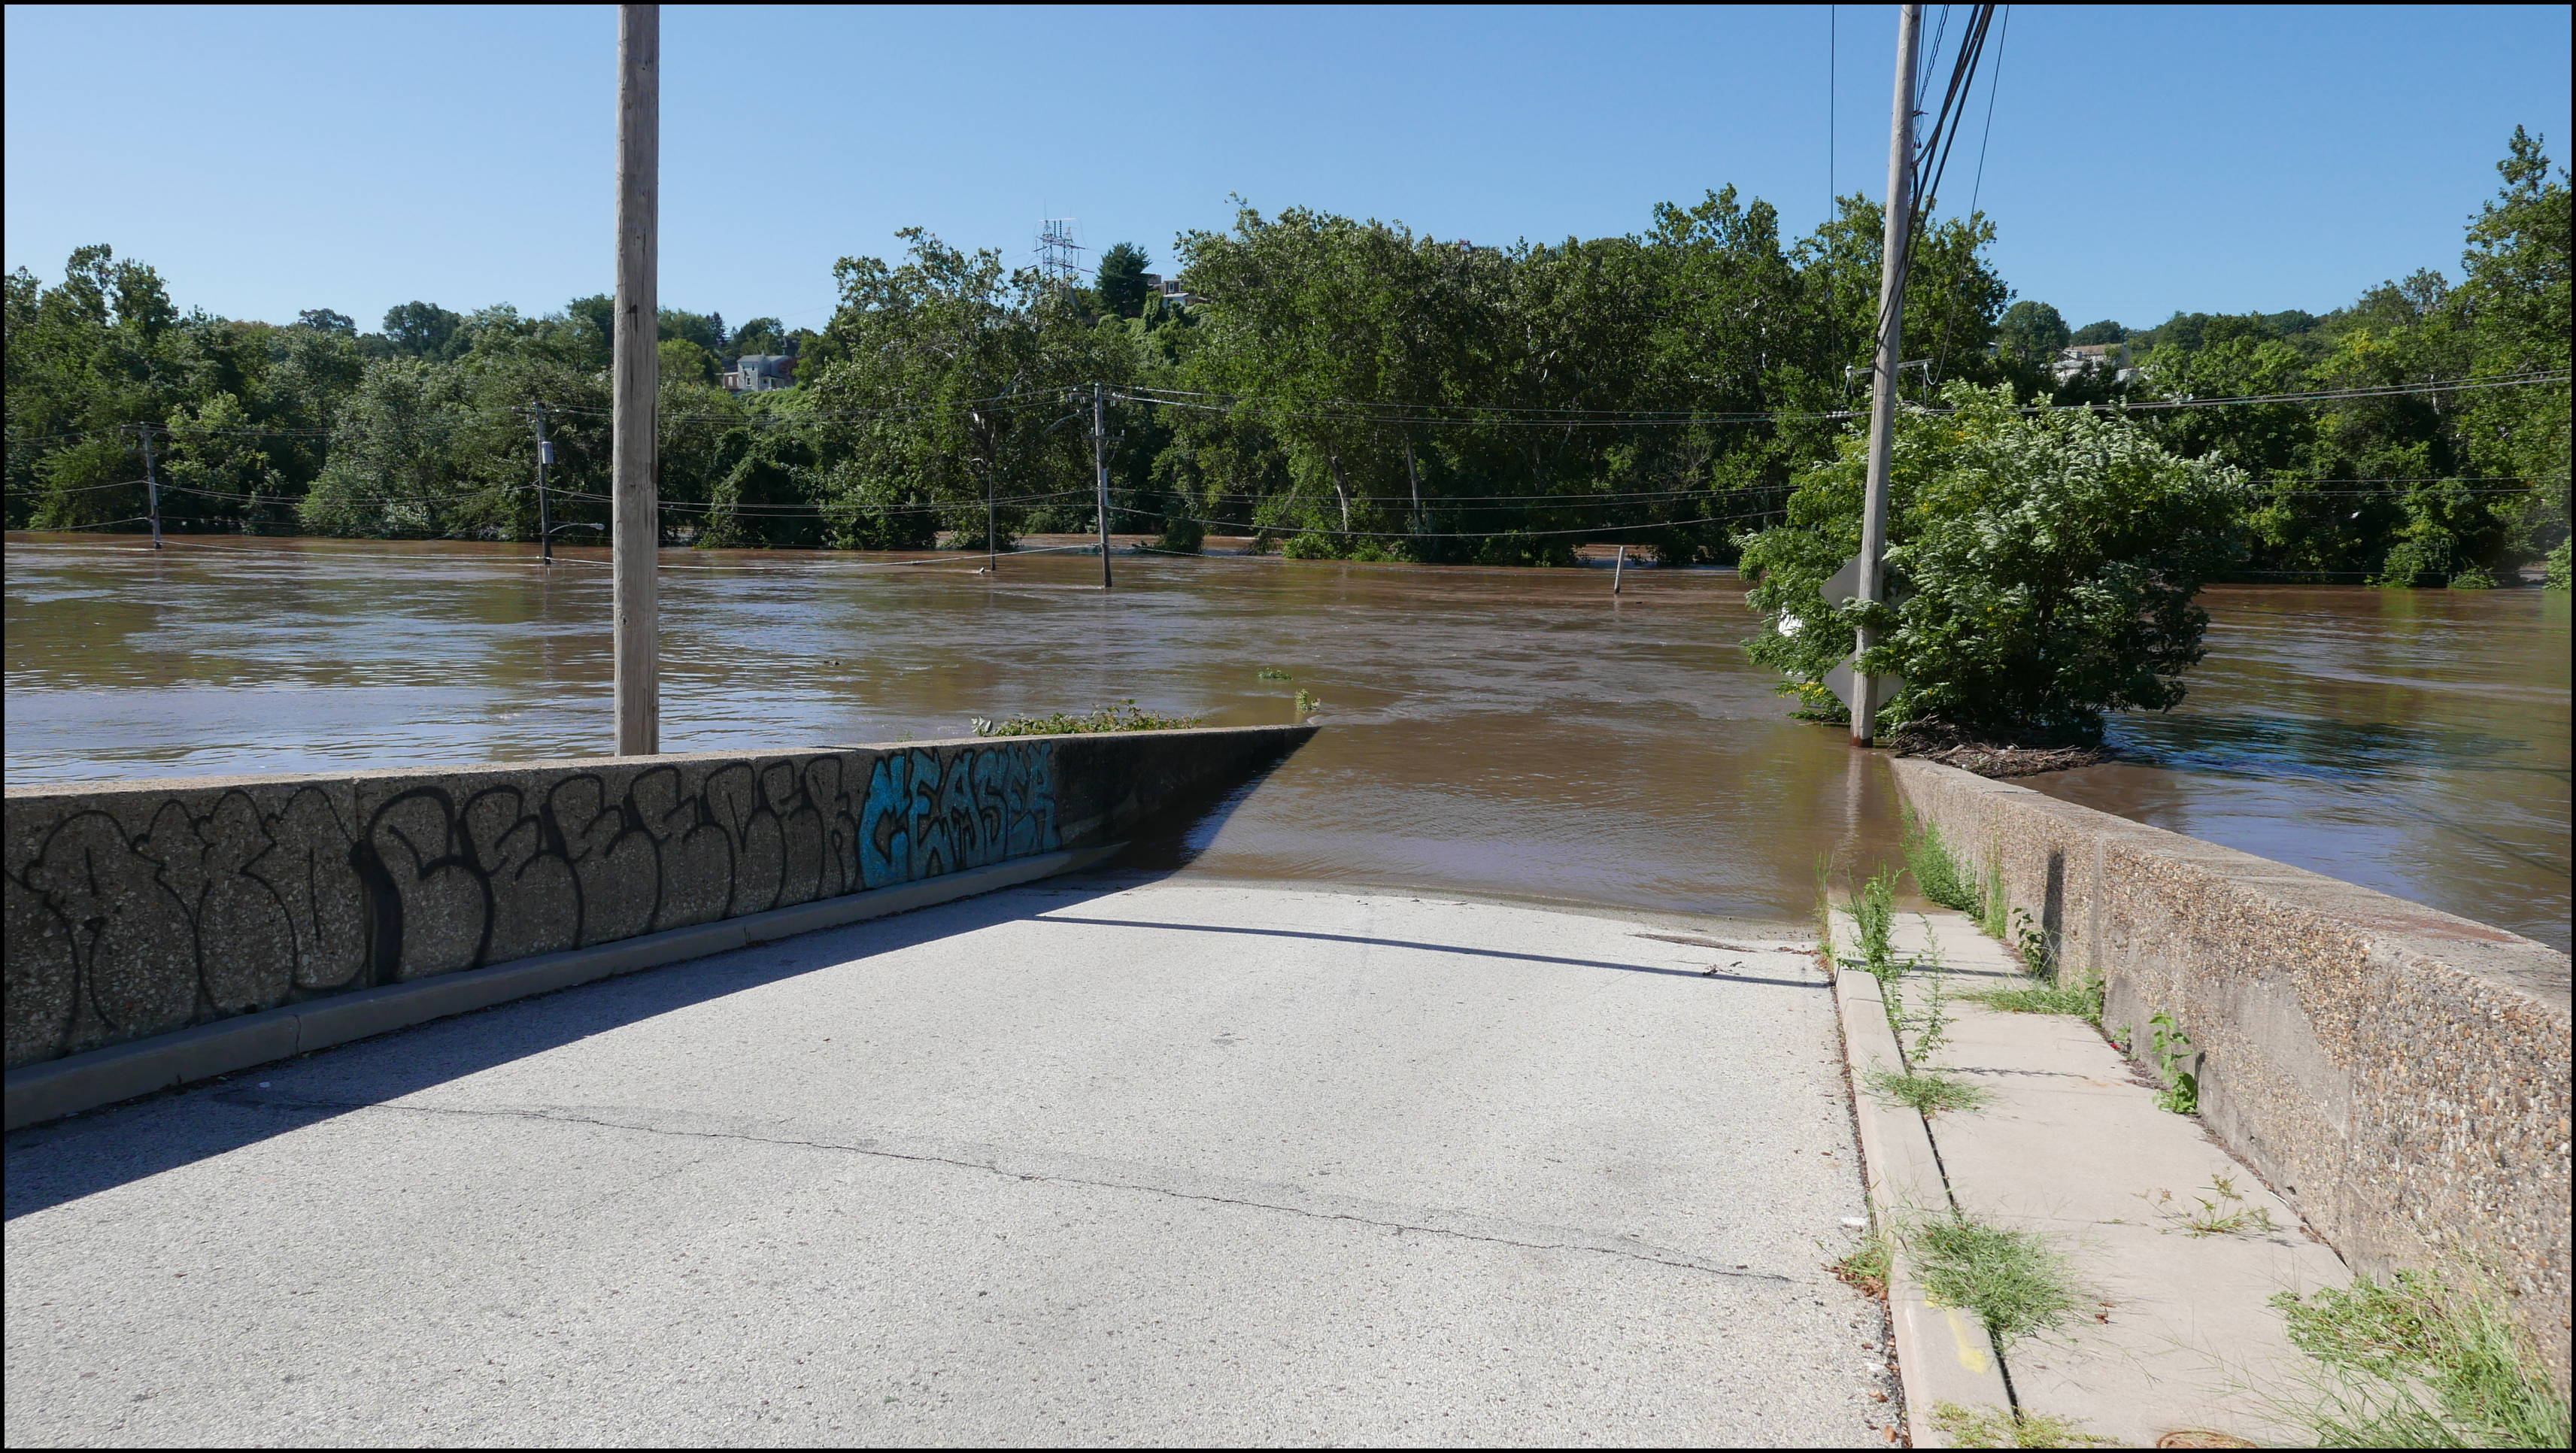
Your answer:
(7, 535), (2568, 949)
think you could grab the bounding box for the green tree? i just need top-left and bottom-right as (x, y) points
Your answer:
(1994, 300), (2070, 362)
(2069, 319), (2125, 344)
(2451, 127), (2570, 567)
(1740, 383), (2247, 743)
(659, 308), (727, 354)
(659, 336), (720, 387)
(1096, 242), (1151, 320)
(727, 315), (790, 360)
(380, 301), (463, 358)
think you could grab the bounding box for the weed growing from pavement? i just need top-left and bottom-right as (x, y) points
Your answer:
(1846, 865), (1898, 974)
(1813, 856), (1838, 969)
(1969, 979), (2104, 1025)
(1902, 810), (1982, 913)
(2142, 1175), (2281, 1238)
(2147, 1011), (2201, 1115)
(2009, 907), (2054, 976)
(1905, 954), (1956, 1061)
(2267, 1270), (2571, 1448)
(1977, 857), (2012, 940)
(1906, 1212), (2084, 1343)
(1864, 1067), (1992, 1117)
(1840, 865), (1910, 1033)
(1830, 1233), (1893, 1299)
(1928, 1402), (2114, 1448)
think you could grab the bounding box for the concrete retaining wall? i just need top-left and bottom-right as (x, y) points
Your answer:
(1890, 757), (2571, 1385)
(5, 725), (1312, 1074)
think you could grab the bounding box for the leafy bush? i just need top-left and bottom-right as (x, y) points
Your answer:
(1740, 383), (2247, 743)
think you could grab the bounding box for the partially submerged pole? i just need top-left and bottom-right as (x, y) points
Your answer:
(139, 426), (162, 550)
(533, 403), (554, 565)
(1852, 3), (1920, 748)
(611, 3), (660, 754)
(1092, 382), (1113, 589)
(1612, 544), (1626, 596)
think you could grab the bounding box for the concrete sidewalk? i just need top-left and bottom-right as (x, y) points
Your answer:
(7, 878), (1891, 1447)
(1847, 910), (2352, 1448)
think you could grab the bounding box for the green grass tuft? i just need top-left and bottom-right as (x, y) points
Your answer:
(1903, 810), (1983, 913)
(1864, 1067), (1992, 1117)
(1907, 1212), (2085, 1343)
(2269, 1271), (2571, 1448)
(1969, 979), (2104, 1023)
(1928, 1402), (2114, 1448)
(1830, 1233), (1892, 1298)
(971, 700), (1202, 737)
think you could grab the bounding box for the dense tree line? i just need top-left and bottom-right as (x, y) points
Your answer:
(6, 132), (2565, 584)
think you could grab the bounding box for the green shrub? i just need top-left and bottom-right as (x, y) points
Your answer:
(1740, 382), (2247, 743)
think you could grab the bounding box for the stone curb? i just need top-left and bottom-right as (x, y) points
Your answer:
(4, 845), (1118, 1133)
(1833, 948), (2016, 1447)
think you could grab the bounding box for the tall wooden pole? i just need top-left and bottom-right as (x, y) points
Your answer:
(1852, 2), (1919, 748)
(612, 4), (660, 755)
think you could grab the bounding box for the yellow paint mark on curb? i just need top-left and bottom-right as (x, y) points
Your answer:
(1946, 1308), (1992, 1373)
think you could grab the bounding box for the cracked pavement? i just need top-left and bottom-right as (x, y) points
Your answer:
(7, 878), (1893, 1445)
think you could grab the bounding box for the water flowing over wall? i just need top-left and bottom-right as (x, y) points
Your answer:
(1891, 757), (2572, 1391)
(4, 726), (1310, 1073)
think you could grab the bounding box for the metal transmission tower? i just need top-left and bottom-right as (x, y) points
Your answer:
(1036, 218), (1086, 293)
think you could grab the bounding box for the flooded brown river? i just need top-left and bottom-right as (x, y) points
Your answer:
(7, 535), (2568, 949)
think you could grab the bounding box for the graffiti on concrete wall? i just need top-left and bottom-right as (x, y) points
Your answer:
(4, 742), (1057, 1069)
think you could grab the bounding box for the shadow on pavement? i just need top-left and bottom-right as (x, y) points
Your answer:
(4, 873), (1145, 1222)
(1036, 915), (1825, 990)
(7, 745), (1309, 1219)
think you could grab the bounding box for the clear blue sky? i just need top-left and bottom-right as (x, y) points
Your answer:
(5, 5), (2567, 336)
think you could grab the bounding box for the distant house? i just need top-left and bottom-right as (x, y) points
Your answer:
(724, 353), (796, 392)
(2052, 342), (2135, 384)
(1139, 273), (1195, 309)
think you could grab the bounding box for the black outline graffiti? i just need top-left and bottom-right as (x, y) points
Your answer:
(5, 743), (1057, 1069)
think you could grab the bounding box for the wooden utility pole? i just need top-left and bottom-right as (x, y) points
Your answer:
(1091, 382), (1112, 589)
(1852, 2), (1919, 748)
(138, 426), (163, 550)
(612, 3), (660, 754)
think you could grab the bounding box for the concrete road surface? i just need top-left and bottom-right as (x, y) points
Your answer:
(7, 877), (1891, 1446)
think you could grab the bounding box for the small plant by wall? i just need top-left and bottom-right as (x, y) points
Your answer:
(2143, 1012), (2201, 1115)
